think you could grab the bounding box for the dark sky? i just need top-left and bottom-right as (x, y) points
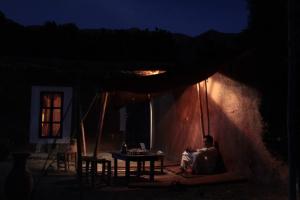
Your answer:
(0, 0), (248, 36)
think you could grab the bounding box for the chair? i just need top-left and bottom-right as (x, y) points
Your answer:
(81, 156), (111, 187)
(56, 152), (67, 171)
(66, 152), (77, 170)
(56, 152), (77, 171)
(82, 156), (93, 181)
(91, 158), (111, 186)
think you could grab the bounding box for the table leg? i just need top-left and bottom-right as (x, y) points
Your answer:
(56, 154), (59, 170)
(160, 158), (164, 174)
(107, 161), (111, 185)
(125, 160), (130, 184)
(137, 161), (141, 177)
(114, 158), (118, 179)
(73, 153), (77, 170)
(102, 162), (106, 178)
(86, 160), (90, 183)
(91, 161), (96, 187)
(150, 160), (154, 182)
(67, 153), (71, 171)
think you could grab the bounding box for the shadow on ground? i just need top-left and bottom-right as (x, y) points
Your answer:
(0, 157), (288, 200)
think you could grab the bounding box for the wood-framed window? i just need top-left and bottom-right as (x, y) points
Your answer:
(39, 92), (64, 138)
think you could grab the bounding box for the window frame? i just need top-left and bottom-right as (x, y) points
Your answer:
(38, 91), (64, 139)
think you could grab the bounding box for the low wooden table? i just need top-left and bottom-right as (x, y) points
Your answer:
(111, 152), (164, 184)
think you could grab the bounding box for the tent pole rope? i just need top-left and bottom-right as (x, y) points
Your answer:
(80, 93), (99, 156)
(148, 93), (153, 150)
(81, 94), (98, 121)
(196, 83), (205, 138)
(80, 122), (87, 156)
(76, 87), (84, 200)
(92, 94), (101, 158)
(204, 79), (210, 135)
(93, 92), (109, 159)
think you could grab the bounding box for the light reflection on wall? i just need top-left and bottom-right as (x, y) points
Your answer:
(152, 85), (203, 161)
(42, 112), (45, 122)
(204, 74), (263, 138)
(152, 72), (287, 182)
(205, 76), (243, 129)
(197, 73), (286, 182)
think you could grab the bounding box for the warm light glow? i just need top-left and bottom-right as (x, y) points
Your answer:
(133, 70), (166, 76)
(198, 73), (261, 135)
(149, 99), (153, 150)
(81, 121), (87, 156)
(42, 112), (45, 122)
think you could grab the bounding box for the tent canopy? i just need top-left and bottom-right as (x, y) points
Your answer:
(0, 13), (244, 93)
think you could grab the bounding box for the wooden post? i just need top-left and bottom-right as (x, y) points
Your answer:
(204, 79), (210, 135)
(196, 83), (205, 138)
(80, 122), (87, 156)
(93, 92), (109, 159)
(74, 86), (83, 200)
(80, 93), (98, 157)
(148, 94), (153, 150)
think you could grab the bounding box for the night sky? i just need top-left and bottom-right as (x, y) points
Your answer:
(0, 0), (248, 36)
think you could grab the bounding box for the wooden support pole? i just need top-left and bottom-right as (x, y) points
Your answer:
(74, 86), (83, 200)
(204, 79), (210, 135)
(80, 122), (87, 156)
(196, 83), (205, 138)
(93, 92), (109, 159)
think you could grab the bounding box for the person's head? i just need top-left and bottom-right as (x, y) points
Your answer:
(203, 135), (214, 147)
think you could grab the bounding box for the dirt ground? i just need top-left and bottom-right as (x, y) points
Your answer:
(0, 156), (289, 200)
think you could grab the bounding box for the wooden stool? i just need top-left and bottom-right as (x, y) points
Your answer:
(82, 156), (93, 182)
(66, 152), (77, 170)
(91, 158), (112, 187)
(57, 152), (67, 171)
(81, 156), (112, 186)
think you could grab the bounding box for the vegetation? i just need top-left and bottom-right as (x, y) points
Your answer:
(245, 0), (288, 161)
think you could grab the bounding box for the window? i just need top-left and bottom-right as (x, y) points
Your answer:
(39, 92), (64, 138)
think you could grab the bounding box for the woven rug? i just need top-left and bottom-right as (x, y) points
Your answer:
(165, 165), (181, 174)
(165, 165), (206, 178)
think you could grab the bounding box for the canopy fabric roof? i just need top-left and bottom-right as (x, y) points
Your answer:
(0, 13), (244, 93)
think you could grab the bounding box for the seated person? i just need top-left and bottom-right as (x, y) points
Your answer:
(180, 135), (220, 174)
